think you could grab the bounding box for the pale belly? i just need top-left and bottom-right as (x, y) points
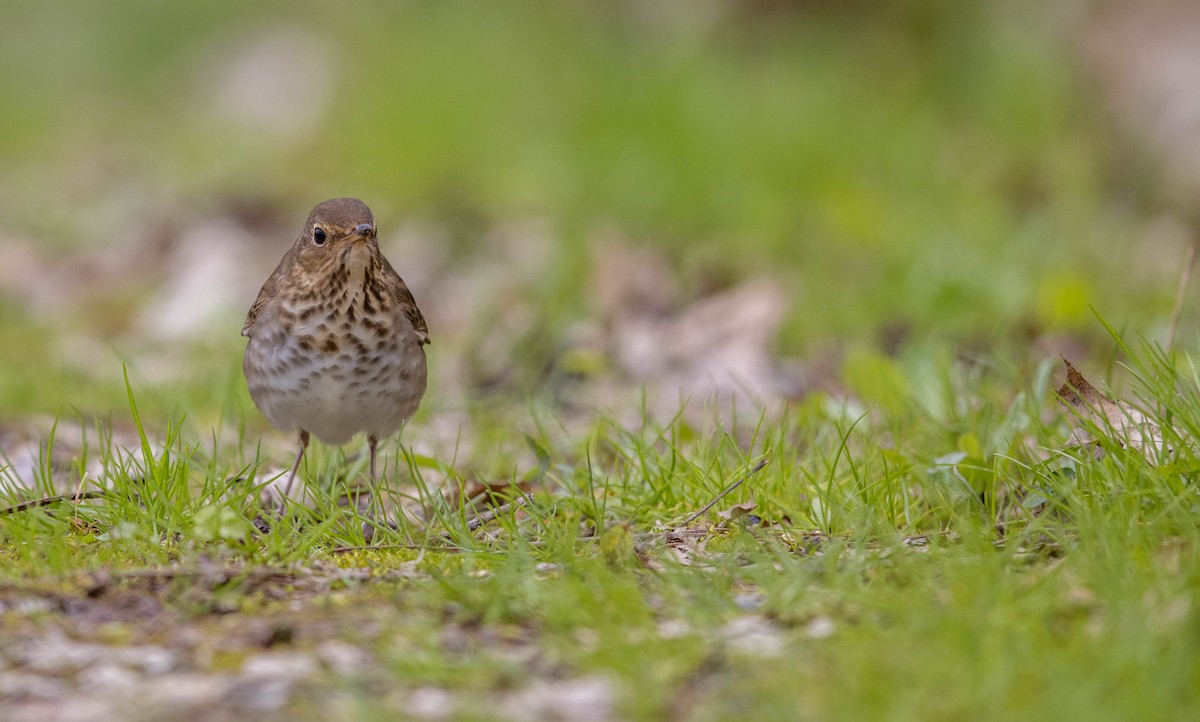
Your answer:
(244, 327), (427, 445)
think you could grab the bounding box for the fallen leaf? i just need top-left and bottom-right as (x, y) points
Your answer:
(660, 529), (711, 568)
(715, 500), (757, 522)
(1055, 358), (1165, 459)
(587, 238), (790, 419)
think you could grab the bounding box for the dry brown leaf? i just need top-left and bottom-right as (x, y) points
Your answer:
(715, 500), (757, 522)
(583, 239), (789, 420)
(661, 529), (711, 568)
(1055, 358), (1165, 459)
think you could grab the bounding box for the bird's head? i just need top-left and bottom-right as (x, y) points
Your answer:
(294, 197), (380, 278)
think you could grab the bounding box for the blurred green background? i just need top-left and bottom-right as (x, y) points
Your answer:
(0, 0), (1191, 418)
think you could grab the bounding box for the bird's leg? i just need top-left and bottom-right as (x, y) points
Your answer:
(366, 434), (384, 513)
(369, 434), (380, 486)
(277, 429), (310, 515)
(361, 434), (382, 541)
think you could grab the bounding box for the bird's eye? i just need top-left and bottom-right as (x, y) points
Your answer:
(313, 227), (327, 245)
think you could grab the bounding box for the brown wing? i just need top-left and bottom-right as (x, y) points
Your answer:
(381, 255), (430, 345)
(241, 253), (292, 337)
(399, 287), (430, 345)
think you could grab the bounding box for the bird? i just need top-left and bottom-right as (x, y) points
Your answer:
(241, 198), (428, 514)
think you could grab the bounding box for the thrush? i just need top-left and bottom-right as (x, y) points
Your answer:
(242, 198), (429, 513)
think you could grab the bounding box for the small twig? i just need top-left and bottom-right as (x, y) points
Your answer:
(457, 493), (533, 534)
(329, 542), (466, 555)
(100, 566), (292, 584)
(676, 457), (769, 529)
(0, 490), (108, 516)
(1166, 240), (1196, 350)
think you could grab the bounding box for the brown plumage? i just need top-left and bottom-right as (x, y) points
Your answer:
(242, 198), (428, 510)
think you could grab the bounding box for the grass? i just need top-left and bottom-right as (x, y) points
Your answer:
(2, 336), (1200, 720)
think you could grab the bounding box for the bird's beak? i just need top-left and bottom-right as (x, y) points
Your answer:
(351, 223), (374, 238)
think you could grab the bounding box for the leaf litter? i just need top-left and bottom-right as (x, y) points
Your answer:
(0, 453), (833, 721)
(1055, 358), (1166, 459)
(0, 362), (1152, 721)
(0, 204), (1188, 720)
